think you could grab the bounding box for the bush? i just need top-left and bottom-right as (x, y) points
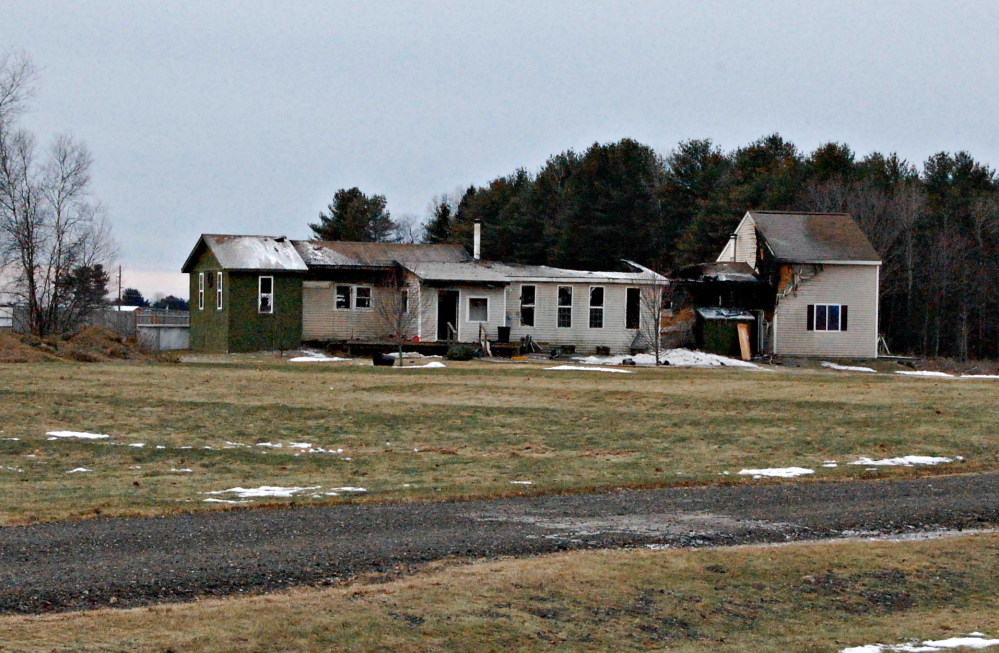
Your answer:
(446, 344), (478, 361)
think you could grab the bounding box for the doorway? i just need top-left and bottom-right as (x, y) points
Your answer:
(437, 290), (459, 341)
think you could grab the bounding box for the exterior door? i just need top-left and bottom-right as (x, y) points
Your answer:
(437, 290), (459, 340)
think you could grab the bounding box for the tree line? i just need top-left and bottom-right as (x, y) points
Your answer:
(317, 135), (999, 360)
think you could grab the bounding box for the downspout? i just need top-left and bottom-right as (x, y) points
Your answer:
(874, 264), (880, 358)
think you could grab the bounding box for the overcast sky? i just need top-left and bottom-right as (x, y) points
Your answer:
(2, 1), (997, 299)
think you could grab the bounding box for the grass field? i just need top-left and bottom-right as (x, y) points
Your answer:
(1, 355), (998, 525)
(3, 530), (998, 652)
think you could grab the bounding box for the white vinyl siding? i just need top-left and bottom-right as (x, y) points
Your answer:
(716, 213), (758, 267)
(774, 265), (879, 357)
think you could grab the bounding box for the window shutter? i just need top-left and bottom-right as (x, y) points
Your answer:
(841, 305), (848, 331)
(806, 305), (814, 331)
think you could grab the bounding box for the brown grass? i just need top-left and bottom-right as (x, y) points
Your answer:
(1, 357), (998, 525)
(3, 531), (998, 651)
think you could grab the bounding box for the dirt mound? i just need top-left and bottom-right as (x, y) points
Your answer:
(0, 333), (55, 363)
(0, 327), (146, 363)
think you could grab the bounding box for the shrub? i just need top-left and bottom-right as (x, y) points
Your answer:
(446, 344), (478, 361)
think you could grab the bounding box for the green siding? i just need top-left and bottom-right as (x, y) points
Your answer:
(188, 249), (229, 351)
(186, 245), (303, 352)
(226, 272), (303, 352)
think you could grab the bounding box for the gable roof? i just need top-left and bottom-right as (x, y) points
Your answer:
(748, 211), (881, 264)
(293, 241), (470, 268)
(182, 234), (308, 273)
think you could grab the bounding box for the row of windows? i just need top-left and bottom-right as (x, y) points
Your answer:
(517, 285), (641, 330)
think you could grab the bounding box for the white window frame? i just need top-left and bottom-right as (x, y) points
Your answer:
(813, 303), (844, 332)
(519, 285), (535, 327)
(467, 296), (489, 323)
(258, 276), (274, 314)
(335, 285), (352, 310)
(354, 285), (372, 310)
(588, 286), (604, 329)
(198, 272), (204, 310)
(557, 285), (572, 329)
(216, 272), (223, 310)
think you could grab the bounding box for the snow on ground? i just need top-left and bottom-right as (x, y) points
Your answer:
(821, 362), (877, 373)
(256, 442), (282, 448)
(128, 443), (145, 448)
(510, 481), (533, 485)
(545, 365), (635, 374)
(896, 370), (955, 378)
(738, 467), (814, 479)
(961, 375), (999, 379)
(841, 633), (999, 652)
(574, 348), (761, 369)
(204, 485), (322, 499)
(65, 468), (91, 473)
(397, 361), (446, 369)
(288, 350), (351, 362)
(848, 455), (955, 466)
(326, 487), (367, 493)
(46, 431), (110, 439)
(169, 468), (193, 473)
(385, 352), (441, 359)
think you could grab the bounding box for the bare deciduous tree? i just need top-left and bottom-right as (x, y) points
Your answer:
(0, 51), (115, 335)
(637, 278), (672, 365)
(372, 271), (432, 365)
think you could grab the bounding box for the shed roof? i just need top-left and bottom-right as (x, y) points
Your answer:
(182, 235), (309, 273)
(748, 212), (881, 263)
(293, 241), (471, 268)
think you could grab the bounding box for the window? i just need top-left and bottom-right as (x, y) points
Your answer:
(258, 276), (274, 314)
(335, 285), (351, 309)
(589, 286), (604, 328)
(557, 286), (572, 328)
(216, 272), (223, 310)
(520, 285), (535, 327)
(807, 304), (848, 332)
(198, 272), (204, 310)
(468, 297), (488, 322)
(625, 287), (640, 329)
(354, 286), (372, 309)
(400, 288), (409, 314)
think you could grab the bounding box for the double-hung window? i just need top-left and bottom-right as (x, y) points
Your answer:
(588, 287), (604, 328)
(468, 297), (488, 322)
(520, 285), (535, 327)
(557, 286), (572, 328)
(258, 276), (274, 314)
(216, 272), (223, 310)
(198, 272), (204, 310)
(354, 286), (372, 309)
(807, 304), (848, 331)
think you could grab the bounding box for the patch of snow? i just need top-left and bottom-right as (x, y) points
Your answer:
(738, 467), (814, 479)
(288, 350), (351, 363)
(288, 442), (312, 449)
(385, 352), (442, 359)
(204, 485), (322, 499)
(398, 361), (446, 369)
(256, 442), (282, 448)
(46, 431), (110, 439)
(2, 437), (20, 441)
(841, 634), (999, 652)
(822, 462), (838, 468)
(545, 365), (635, 374)
(203, 498), (251, 504)
(849, 455), (954, 467)
(225, 441), (247, 447)
(896, 370), (954, 378)
(155, 445), (166, 449)
(65, 468), (91, 473)
(327, 486), (367, 493)
(574, 348), (761, 369)
(128, 443), (145, 448)
(961, 375), (999, 379)
(169, 468), (193, 473)
(821, 362), (877, 373)
(510, 480), (533, 485)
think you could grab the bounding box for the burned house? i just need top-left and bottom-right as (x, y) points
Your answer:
(182, 233), (666, 354)
(716, 211), (882, 358)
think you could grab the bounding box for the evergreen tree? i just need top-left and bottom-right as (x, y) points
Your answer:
(423, 198), (453, 244)
(310, 187), (397, 242)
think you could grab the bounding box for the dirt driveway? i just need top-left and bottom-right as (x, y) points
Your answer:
(2, 473), (998, 614)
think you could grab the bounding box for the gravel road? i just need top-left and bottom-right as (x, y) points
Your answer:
(3, 473), (999, 614)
